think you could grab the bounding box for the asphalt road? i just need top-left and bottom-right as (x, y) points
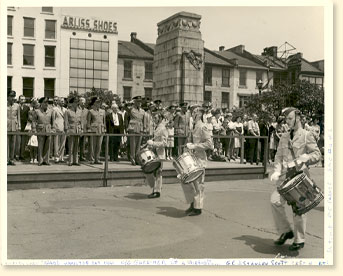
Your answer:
(6, 166), (324, 260)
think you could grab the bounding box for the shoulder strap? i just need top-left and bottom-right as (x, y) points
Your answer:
(288, 139), (301, 171)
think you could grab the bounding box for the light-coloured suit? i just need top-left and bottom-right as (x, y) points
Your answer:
(145, 122), (168, 193)
(271, 128), (321, 243)
(53, 106), (66, 161)
(7, 102), (20, 162)
(181, 120), (214, 209)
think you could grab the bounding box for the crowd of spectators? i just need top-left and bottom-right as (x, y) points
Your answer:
(7, 90), (324, 167)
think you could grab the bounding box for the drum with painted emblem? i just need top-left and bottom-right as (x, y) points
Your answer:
(173, 151), (204, 184)
(137, 148), (161, 174)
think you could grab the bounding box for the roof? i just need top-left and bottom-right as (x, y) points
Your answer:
(253, 54), (287, 71)
(300, 58), (323, 74)
(118, 40), (153, 60)
(215, 49), (267, 70)
(204, 48), (232, 67)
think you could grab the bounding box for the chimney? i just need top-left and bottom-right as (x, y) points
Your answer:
(230, 45), (245, 54)
(262, 46), (278, 58)
(130, 32), (137, 42)
(219, 46), (225, 51)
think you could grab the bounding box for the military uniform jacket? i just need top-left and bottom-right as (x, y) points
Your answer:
(79, 107), (89, 132)
(190, 120), (214, 167)
(128, 107), (145, 133)
(152, 122), (169, 160)
(274, 128), (321, 177)
(32, 108), (55, 133)
(65, 109), (82, 134)
(7, 103), (21, 132)
(87, 108), (106, 134)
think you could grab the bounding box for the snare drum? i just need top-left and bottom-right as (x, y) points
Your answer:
(137, 148), (161, 174)
(173, 151), (204, 183)
(277, 171), (324, 215)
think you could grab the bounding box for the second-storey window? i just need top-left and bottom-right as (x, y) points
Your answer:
(239, 69), (247, 86)
(23, 77), (34, 98)
(23, 44), (34, 66)
(204, 66), (212, 85)
(123, 86), (132, 101)
(42, 7), (53, 13)
(145, 62), (153, 80)
(221, 92), (230, 108)
(44, 78), (55, 98)
(222, 68), (230, 87)
(204, 91), (212, 103)
(45, 46), (55, 67)
(24, 17), (35, 37)
(124, 60), (132, 79)
(8, 16), (13, 36)
(7, 43), (12, 65)
(45, 20), (56, 39)
(144, 87), (152, 100)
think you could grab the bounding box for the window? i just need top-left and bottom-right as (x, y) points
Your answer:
(145, 62), (153, 80)
(23, 77), (34, 98)
(42, 7), (53, 13)
(204, 91), (212, 103)
(144, 88), (152, 100)
(45, 20), (56, 39)
(256, 71), (263, 86)
(45, 46), (55, 67)
(44, 79), (55, 98)
(309, 77), (316, 84)
(124, 60), (132, 79)
(7, 43), (12, 65)
(70, 38), (109, 93)
(8, 16), (13, 36)
(239, 95), (250, 108)
(221, 92), (230, 108)
(8, 76), (12, 93)
(123, 87), (132, 101)
(239, 69), (247, 86)
(23, 44), (34, 66)
(204, 66), (212, 85)
(222, 68), (230, 87)
(316, 78), (323, 85)
(24, 17), (35, 37)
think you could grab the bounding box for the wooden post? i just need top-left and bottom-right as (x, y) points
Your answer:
(103, 135), (109, 187)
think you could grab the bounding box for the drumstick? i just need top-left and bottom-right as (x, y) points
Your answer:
(141, 138), (155, 149)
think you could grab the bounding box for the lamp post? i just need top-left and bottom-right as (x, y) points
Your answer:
(257, 79), (263, 96)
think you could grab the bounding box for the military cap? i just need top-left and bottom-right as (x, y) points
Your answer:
(180, 102), (188, 107)
(132, 96), (142, 101)
(154, 99), (162, 105)
(38, 97), (48, 103)
(8, 90), (16, 97)
(89, 96), (99, 106)
(282, 107), (300, 116)
(68, 97), (76, 104)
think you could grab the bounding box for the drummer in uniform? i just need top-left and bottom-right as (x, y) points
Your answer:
(270, 107), (321, 251)
(181, 106), (214, 216)
(145, 112), (169, 198)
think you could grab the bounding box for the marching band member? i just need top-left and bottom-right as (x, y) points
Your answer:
(270, 107), (321, 251)
(181, 106), (214, 216)
(145, 113), (169, 198)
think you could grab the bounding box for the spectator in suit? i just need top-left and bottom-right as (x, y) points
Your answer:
(53, 97), (67, 163)
(16, 95), (30, 161)
(247, 114), (260, 165)
(7, 90), (20, 166)
(259, 117), (269, 165)
(106, 103), (124, 162)
(78, 97), (89, 162)
(32, 97), (55, 166)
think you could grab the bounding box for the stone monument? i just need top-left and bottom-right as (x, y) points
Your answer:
(153, 12), (204, 105)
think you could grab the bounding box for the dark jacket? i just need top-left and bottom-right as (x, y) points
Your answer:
(20, 104), (30, 131)
(106, 112), (124, 134)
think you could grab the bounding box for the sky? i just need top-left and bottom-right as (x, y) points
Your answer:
(60, 6), (324, 61)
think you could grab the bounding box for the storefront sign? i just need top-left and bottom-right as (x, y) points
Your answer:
(62, 16), (117, 33)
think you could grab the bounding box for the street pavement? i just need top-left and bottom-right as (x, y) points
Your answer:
(6, 166), (324, 260)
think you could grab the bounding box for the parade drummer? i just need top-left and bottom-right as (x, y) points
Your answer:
(144, 112), (169, 198)
(181, 106), (214, 216)
(270, 107), (321, 251)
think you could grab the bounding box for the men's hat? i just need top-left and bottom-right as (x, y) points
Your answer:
(180, 102), (188, 107)
(282, 107), (300, 116)
(68, 97), (76, 104)
(8, 90), (16, 97)
(132, 96), (142, 101)
(38, 97), (48, 104)
(154, 99), (162, 105)
(89, 96), (98, 106)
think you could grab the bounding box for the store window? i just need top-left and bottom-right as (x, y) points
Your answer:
(23, 77), (34, 98)
(124, 60), (132, 79)
(222, 68), (230, 87)
(8, 76), (12, 94)
(144, 88), (152, 100)
(8, 16), (13, 36)
(45, 46), (55, 67)
(45, 20), (56, 39)
(204, 66), (212, 85)
(7, 43), (12, 65)
(221, 92), (230, 108)
(204, 91), (212, 104)
(44, 79), (55, 98)
(23, 44), (34, 66)
(123, 87), (132, 101)
(70, 38), (109, 93)
(145, 62), (153, 80)
(239, 95), (249, 108)
(24, 17), (35, 37)
(239, 69), (247, 87)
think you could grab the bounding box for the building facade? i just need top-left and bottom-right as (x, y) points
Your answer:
(7, 7), (118, 98)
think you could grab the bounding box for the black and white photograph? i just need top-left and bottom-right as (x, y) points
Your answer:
(1, 0), (336, 267)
